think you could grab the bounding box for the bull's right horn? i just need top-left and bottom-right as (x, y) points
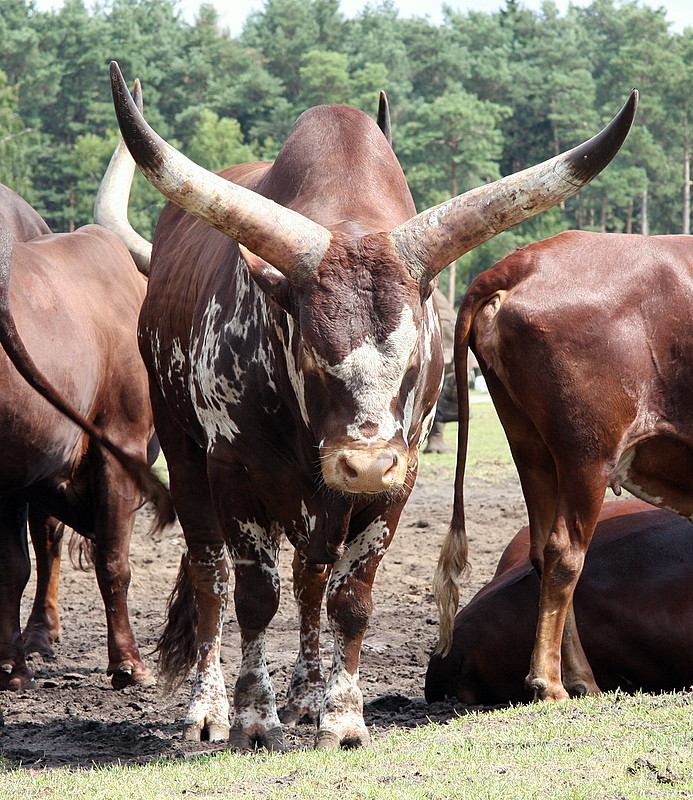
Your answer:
(392, 90), (638, 284)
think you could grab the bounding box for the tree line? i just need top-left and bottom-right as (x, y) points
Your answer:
(1, 0), (691, 299)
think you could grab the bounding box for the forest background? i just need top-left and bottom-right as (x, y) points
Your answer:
(1, 0), (691, 302)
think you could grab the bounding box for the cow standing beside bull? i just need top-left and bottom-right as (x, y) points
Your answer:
(0, 98), (172, 696)
(101, 61), (635, 750)
(434, 226), (693, 704)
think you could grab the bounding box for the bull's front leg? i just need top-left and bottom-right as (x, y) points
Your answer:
(281, 551), (329, 726)
(228, 524), (285, 752)
(316, 517), (392, 749)
(182, 542), (231, 741)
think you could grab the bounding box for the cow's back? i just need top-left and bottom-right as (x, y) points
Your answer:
(1, 225), (147, 489)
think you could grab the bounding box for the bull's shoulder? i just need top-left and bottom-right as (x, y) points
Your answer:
(217, 162), (273, 192)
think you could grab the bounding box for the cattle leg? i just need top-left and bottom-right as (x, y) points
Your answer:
(280, 551), (329, 726)
(525, 485), (603, 701)
(317, 517), (393, 749)
(23, 511), (64, 658)
(148, 389), (232, 741)
(93, 458), (154, 689)
(0, 499), (35, 690)
(179, 540), (231, 742)
(514, 451), (600, 700)
(228, 532), (285, 752)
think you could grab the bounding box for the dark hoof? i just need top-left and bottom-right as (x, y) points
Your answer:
(228, 729), (255, 752)
(262, 726), (287, 752)
(183, 720), (230, 742)
(315, 729), (371, 749)
(23, 632), (57, 660)
(279, 705), (318, 727)
(314, 730), (341, 750)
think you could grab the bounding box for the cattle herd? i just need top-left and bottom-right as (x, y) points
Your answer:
(0, 66), (691, 756)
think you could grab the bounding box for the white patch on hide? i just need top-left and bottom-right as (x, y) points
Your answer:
(315, 305), (418, 442)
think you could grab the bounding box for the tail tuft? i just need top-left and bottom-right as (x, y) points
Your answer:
(154, 552), (198, 693)
(432, 519), (469, 656)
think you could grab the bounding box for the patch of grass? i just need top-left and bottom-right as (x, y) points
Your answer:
(419, 394), (517, 485)
(4, 691), (693, 799)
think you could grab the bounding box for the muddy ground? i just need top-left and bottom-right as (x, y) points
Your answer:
(0, 449), (527, 768)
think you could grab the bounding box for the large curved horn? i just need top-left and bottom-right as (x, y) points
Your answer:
(392, 89), (638, 283)
(109, 61), (331, 285)
(94, 79), (152, 275)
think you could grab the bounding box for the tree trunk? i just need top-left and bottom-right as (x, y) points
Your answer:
(447, 163), (458, 304)
(683, 112), (690, 235)
(626, 197), (634, 234)
(641, 186), (649, 236)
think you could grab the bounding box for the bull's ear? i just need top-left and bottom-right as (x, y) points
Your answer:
(239, 245), (296, 317)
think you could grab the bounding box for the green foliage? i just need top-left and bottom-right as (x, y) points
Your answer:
(185, 109), (256, 171)
(0, 0), (689, 240)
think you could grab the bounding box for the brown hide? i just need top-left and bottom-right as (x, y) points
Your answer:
(0, 184), (51, 241)
(0, 205), (155, 690)
(437, 230), (693, 702)
(427, 499), (693, 704)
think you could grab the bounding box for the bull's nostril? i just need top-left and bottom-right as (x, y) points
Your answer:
(340, 457), (359, 480)
(383, 452), (398, 478)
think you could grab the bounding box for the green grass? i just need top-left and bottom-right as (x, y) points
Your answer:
(3, 692), (692, 799)
(419, 393), (516, 485)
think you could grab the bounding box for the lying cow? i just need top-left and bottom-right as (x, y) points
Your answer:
(102, 60), (635, 750)
(0, 174), (169, 691)
(435, 228), (693, 703)
(427, 498), (693, 704)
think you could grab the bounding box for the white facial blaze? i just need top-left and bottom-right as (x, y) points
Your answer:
(315, 304), (418, 442)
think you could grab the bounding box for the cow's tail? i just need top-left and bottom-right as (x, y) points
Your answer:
(0, 227), (175, 533)
(433, 261), (529, 656)
(432, 299), (472, 656)
(155, 552), (198, 691)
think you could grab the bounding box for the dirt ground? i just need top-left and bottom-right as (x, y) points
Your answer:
(0, 455), (527, 768)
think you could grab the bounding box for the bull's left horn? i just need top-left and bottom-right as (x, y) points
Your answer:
(109, 61), (331, 285)
(392, 89), (638, 283)
(94, 79), (152, 275)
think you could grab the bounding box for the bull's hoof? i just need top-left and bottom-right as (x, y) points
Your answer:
(279, 704), (319, 727)
(183, 719), (230, 742)
(315, 729), (371, 750)
(261, 726), (287, 752)
(228, 727), (287, 753)
(314, 730), (341, 749)
(108, 661), (156, 690)
(424, 435), (453, 454)
(228, 729), (255, 752)
(566, 680), (600, 698)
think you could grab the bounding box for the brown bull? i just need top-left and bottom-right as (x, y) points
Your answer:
(435, 229), (693, 703)
(0, 180), (163, 691)
(428, 498), (693, 704)
(103, 61), (635, 750)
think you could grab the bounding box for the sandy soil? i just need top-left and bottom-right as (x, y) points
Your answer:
(0, 463), (527, 768)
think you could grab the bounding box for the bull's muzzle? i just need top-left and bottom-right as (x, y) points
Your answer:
(321, 441), (408, 494)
